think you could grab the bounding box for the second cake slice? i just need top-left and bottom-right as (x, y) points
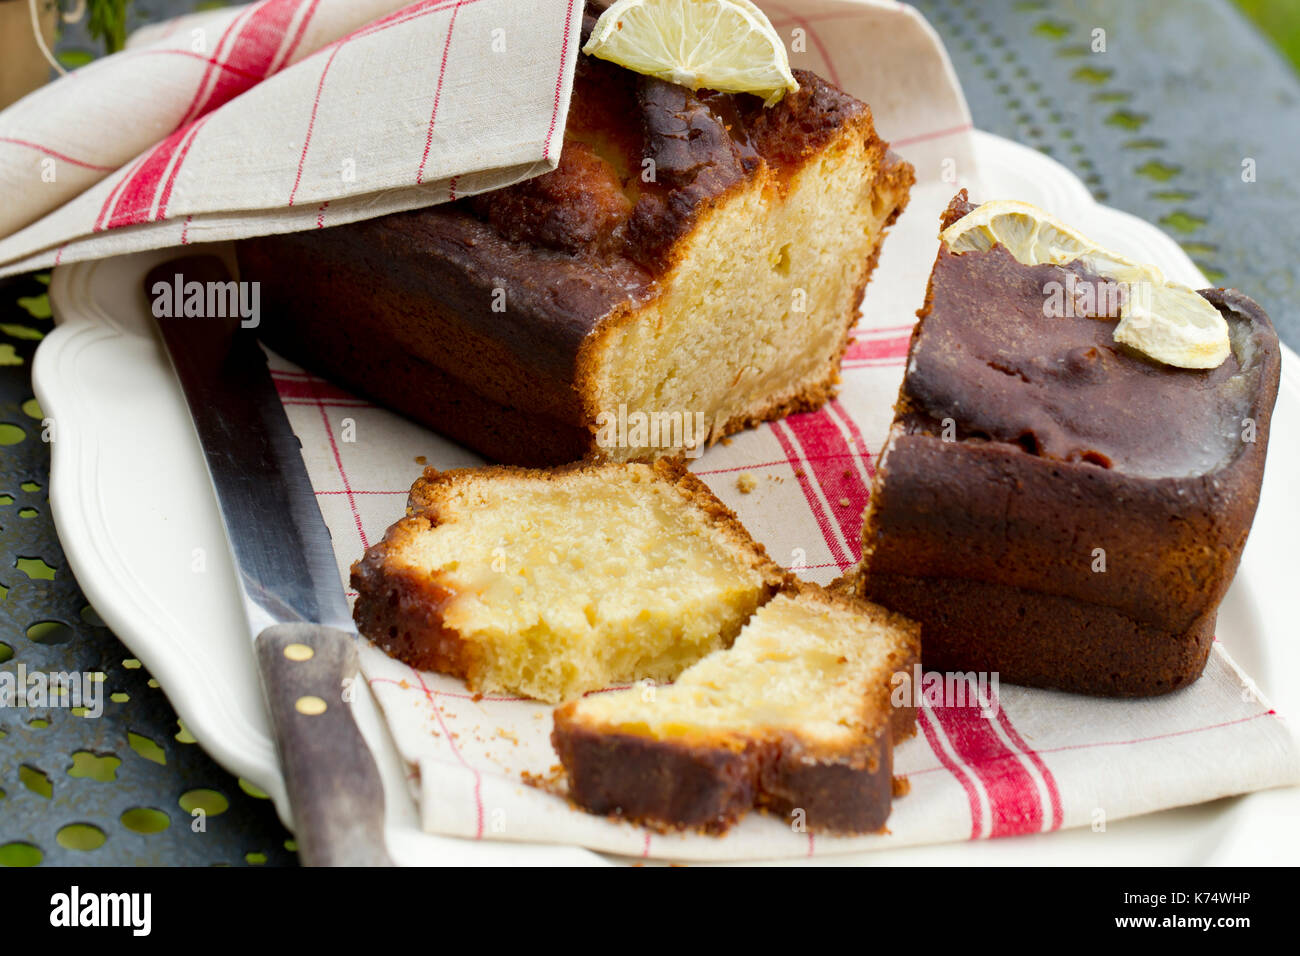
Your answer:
(352, 460), (787, 703)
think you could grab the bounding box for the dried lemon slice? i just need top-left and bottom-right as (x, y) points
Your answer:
(940, 199), (1230, 369)
(582, 0), (799, 107)
(1111, 281), (1233, 369)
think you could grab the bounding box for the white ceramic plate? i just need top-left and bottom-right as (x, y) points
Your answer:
(35, 131), (1300, 865)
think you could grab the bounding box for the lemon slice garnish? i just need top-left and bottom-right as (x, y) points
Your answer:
(582, 0), (799, 107)
(940, 199), (1230, 369)
(1111, 282), (1233, 369)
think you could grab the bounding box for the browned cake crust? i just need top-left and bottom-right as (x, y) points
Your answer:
(351, 458), (788, 679)
(351, 514), (474, 682)
(237, 13), (913, 466)
(856, 193), (1281, 697)
(551, 718), (894, 835)
(551, 584), (919, 834)
(863, 575), (1220, 698)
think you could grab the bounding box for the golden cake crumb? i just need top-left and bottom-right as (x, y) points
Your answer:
(553, 586), (919, 834)
(521, 766), (567, 798)
(352, 459), (784, 702)
(737, 473), (758, 494)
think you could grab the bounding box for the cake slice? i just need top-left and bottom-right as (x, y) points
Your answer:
(237, 9), (914, 466)
(552, 585), (920, 834)
(351, 460), (787, 703)
(853, 192), (1281, 697)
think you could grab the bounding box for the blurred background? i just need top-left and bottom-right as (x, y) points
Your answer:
(1234, 0), (1300, 72)
(6, 1), (1299, 92)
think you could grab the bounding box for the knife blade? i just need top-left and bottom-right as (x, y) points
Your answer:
(147, 254), (392, 867)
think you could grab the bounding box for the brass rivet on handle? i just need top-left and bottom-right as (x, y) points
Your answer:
(295, 695), (327, 716)
(283, 643), (314, 662)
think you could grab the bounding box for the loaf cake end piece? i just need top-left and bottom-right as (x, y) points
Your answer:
(855, 191), (1281, 696)
(552, 584), (920, 834)
(351, 460), (787, 703)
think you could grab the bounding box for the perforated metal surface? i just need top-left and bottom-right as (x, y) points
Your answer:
(1, 0), (298, 870)
(912, 0), (1300, 347)
(0, 271), (297, 866)
(3, 0), (1298, 867)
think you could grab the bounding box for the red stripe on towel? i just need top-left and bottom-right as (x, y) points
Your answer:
(769, 418), (854, 570)
(101, 124), (195, 229)
(928, 688), (1044, 838)
(155, 115), (213, 220)
(543, 0), (577, 161)
(182, 0), (306, 125)
(844, 332), (912, 362)
(0, 137), (116, 172)
(174, 5), (255, 129)
(416, 1), (464, 185)
(776, 408), (871, 568)
(989, 687), (1064, 832)
(917, 706), (984, 839)
(409, 667), (485, 839)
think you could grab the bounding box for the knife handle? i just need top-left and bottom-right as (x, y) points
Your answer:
(255, 623), (394, 866)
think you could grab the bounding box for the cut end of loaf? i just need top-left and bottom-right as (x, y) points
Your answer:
(581, 120), (914, 461)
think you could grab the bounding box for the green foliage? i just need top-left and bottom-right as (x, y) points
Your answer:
(86, 0), (132, 54)
(1234, 0), (1300, 73)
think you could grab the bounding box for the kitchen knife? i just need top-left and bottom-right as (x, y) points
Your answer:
(147, 254), (392, 867)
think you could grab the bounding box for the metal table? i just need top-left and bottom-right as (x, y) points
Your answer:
(2, 0), (1297, 866)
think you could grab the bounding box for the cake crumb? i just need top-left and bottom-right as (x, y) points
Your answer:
(839, 497), (852, 507)
(736, 473), (758, 494)
(892, 775), (911, 797)
(521, 765), (568, 799)
(415, 455), (427, 465)
(719, 435), (732, 446)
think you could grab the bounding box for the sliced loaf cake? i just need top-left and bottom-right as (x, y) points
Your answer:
(552, 584), (920, 834)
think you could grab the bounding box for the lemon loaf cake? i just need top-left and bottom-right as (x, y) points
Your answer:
(236, 9), (914, 466)
(552, 584), (920, 834)
(853, 193), (1281, 697)
(351, 460), (788, 703)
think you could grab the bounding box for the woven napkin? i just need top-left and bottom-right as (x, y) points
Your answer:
(245, 3), (1300, 859)
(0, 0), (586, 276)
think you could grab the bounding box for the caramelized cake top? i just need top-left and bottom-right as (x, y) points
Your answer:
(466, 26), (888, 276)
(898, 193), (1278, 479)
(346, 37), (902, 382)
